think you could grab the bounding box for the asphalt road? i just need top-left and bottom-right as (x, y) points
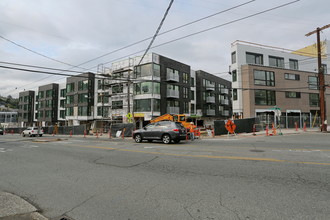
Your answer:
(0, 133), (329, 220)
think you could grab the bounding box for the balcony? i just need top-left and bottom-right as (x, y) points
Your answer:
(166, 73), (179, 82)
(205, 82), (215, 91)
(206, 96), (215, 103)
(221, 99), (229, 105)
(167, 89), (179, 98)
(206, 109), (216, 116)
(167, 106), (180, 114)
(221, 88), (229, 94)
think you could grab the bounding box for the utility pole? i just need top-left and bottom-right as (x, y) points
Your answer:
(306, 24), (330, 132)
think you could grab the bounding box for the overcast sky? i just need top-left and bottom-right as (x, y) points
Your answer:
(0, 0), (329, 98)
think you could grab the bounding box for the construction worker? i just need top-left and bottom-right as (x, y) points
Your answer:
(189, 122), (195, 141)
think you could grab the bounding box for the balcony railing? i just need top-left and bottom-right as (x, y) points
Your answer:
(206, 96), (215, 103)
(167, 89), (179, 98)
(221, 88), (229, 94)
(167, 106), (180, 114)
(166, 73), (179, 82)
(206, 109), (215, 116)
(205, 82), (215, 90)
(221, 99), (229, 105)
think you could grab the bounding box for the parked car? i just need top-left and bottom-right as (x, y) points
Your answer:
(22, 127), (44, 137)
(133, 121), (187, 144)
(0, 128), (3, 135)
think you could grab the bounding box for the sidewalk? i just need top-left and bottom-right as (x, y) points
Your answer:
(0, 192), (48, 220)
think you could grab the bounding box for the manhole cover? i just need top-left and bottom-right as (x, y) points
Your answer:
(250, 149), (265, 152)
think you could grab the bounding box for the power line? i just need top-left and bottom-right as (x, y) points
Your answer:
(2, 0), (255, 93)
(137, 0), (174, 66)
(0, 35), (87, 70)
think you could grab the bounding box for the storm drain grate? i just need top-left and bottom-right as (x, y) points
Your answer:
(55, 216), (76, 220)
(250, 149), (265, 153)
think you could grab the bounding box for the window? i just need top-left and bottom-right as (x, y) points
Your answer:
(60, 89), (66, 97)
(112, 84), (123, 94)
(134, 63), (159, 78)
(191, 90), (195, 100)
(285, 91), (301, 98)
(289, 59), (299, 70)
(308, 76), (318, 90)
(167, 100), (179, 107)
(255, 90), (276, 106)
(232, 70), (237, 82)
(66, 83), (75, 93)
(97, 80), (104, 90)
(254, 70), (275, 86)
(233, 89), (238, 100)
(38, 91), (44, 99)
(45, 110), (52, 118)
(246, 52), (263, 65)
(45, 100), (52, 108)
(112, 100), (123, 109)
(231, 51), (236, 64)
(191, 77), (195, 87)
(38, 111), (43, 118)
(78, 93), (89, 103)
(309, 93), (319, 107)
(60, 100), (65, 108)
(66, 95), (74, 104)
(60, 110), (66, 119)
(78, 80), (89, 91)
(97, 107), (103, 116)
(46, 90), (53, 98)
(269, 56), (284, 68)
(134, 82), (160, 95)
(183, 87), (189, 99)
(66, 107), (74, 116)
(285, 73), (300, 80)
(134, 99), (151, 112)
(183, 73), (189, 84)
(78, 106), (89, 116)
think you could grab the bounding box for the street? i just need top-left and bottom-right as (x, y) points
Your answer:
(0, 132), (329, 220)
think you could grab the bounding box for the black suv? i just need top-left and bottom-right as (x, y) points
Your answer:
(133, 121), (187, 144)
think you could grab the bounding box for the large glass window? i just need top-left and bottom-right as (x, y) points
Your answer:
(60, 110), (66, 119)
(183, 87), (189, 99)
(289, 59), (299, 70)
(134, 63), (159, 78)
(254, 70), (275, 86)
(269, 56), (284, 68)
(309, 93), (319, 107)
(78, 80), (89, 91)
(66, 83), (75, 93)
(45, 100), (52, 108)
(134, 99), (150, 112)
(66, 107), (74, 116)
(78, 106), (89, 116)
(191, 77), (195, 87)
(134, 82), (160, 95)
(191, 90), (195, 100)
(66, 95), (74, 104)
(78, 93), (89, 103)
(60, 100), (65, 108)
(97, 79), (104, 90)
(255, 90), (276, 106)
(308, 76), (318, 90)
(183, 102), (189, 113)
(38, 91), (44, 99)
(246, 52), (263, 65)
(46, 90), (53, 98)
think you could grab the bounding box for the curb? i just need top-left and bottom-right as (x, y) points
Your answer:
(0, 192), (48, 220)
